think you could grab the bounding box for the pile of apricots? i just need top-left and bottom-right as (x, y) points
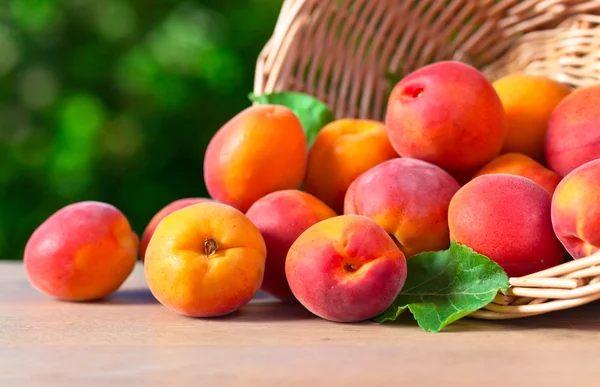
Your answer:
(22, 61), (600, 323)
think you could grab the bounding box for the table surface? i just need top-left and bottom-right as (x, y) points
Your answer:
(2, 262), (600, 386)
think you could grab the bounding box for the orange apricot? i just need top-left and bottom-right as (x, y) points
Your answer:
(302, 118), (398, 213)
(492, 74), (571, 162)
(144, 202), (266, 317)
(203, 104), (307, 213)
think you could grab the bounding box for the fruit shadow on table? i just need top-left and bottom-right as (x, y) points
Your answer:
(100, 287), (600, 330)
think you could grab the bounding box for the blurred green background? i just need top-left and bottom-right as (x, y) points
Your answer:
(0, 0), (284, 260)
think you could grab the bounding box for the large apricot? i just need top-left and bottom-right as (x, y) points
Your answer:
(551, 159), (600, 259)
(492, 74), (571, 162)
(344, 158), (460, 257)
(473, 153), (561, 196)
(246, 190), (336, 301)
(24, 201), (139, 301)
(203, 104), (307, 212)
(448, 174), (565, 277)
(545, 84), (600, 177)
(286, 215), (407, 322)
(144, 202), (266, 317)
(302, 119), (398, 213)
(139, 197), (212, 261)
(385, 61), (505, 180)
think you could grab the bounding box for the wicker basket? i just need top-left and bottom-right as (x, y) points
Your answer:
(253, 0), (600, 320)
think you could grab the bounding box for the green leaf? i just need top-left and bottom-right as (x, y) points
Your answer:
(248, 91), (334, 147)
(375, 241), (509, 332)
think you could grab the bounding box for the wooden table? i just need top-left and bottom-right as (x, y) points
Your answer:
(1, 262), (599, 386)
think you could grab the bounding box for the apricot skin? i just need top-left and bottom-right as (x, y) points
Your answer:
(285, 215), (407, 322)
(551, 159), (600, 259)
(203, 104), (308, 213)
(246, 190), (337, 302)
(344, 158), (460, 257)
(385, 61), (505, 180)
(448, 174), (565, 277)
(24, 201), (139, 301)
(144, 202), (267, 317)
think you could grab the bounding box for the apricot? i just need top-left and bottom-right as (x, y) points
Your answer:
(545, 84), (600, 177)
(203, 104), (307, 212)
(385, 61), (505, 180)
(473, 153), (561, 196)
(246, 190), (337, 301)
(448, 174), (565, 277)
(344, 158), (460, 257)
(285, 215), (407, 322)
(144, 202), (266, 317)
(551, 159), (600, 259)
(492, 74), (571, 162)
(139, 197), (212, 261)
(24, 201), (139, 301)
(302, 118), (398, 213)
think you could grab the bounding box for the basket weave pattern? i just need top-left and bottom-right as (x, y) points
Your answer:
(254, 0), (600, 319)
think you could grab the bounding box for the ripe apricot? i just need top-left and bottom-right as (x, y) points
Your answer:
(144, 202), (266, 317)
(24, 201), (139, 301)
(551, 159), (600, 259)
(449, 174), (565, 277)
(344, 158), (460, 257)
(492, 74), (571, 162)
(385, 61), (505, 181)
(286, 215), (407, 322)
(203, 104), (307, 212)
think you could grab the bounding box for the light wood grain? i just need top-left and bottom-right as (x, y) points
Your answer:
(1, 262), (600, 386)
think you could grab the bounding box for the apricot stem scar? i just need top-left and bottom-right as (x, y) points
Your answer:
(204, 238), (218, 257)
(344, 263), (358, 272)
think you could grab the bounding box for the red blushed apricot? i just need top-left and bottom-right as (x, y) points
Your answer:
(246, 190), (337, 302)
(344, 158), (460, 257)
(302, 119), (399, 213)
(24, 201), (139, 301)
(203, 104), (308, 213)
(140, 198), (212, 261)
(545, 84), (600, 177)
(473, 153), (561, 196)
(448, 174), (565, 277)
(385, 61), (506, 180)
(285, 215), (407, 322)
(551, 159), (600, 259)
